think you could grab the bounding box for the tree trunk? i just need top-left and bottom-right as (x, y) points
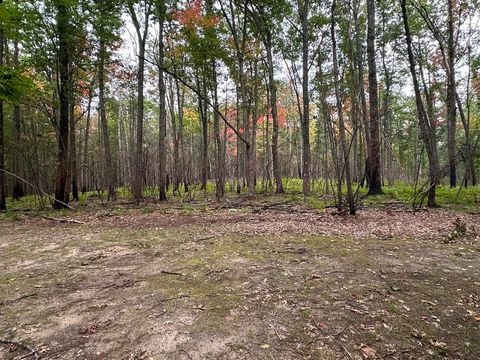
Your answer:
(197, 72), (208, 191)
(168, 77), (179, 193)
(266, 33), (284, 193)
(332, 0), (355, 215)
(366, 0), (382, 195)
(176, 80), (188, 192)
(128, 2), (150, 203)
(53, 3), (70, 209)
(212, 61), (225, 200)
(300, 0), (311, 195)
(446, 0), (457, 187)
(69, 77), (79, 201)
(81, 82), (94, 193)
(98, 39), (115, 200)
(0, 0), (6, 210)
(401, 0), (439, 207)
(12, 38), (24, 199)
(353, 0), (370, 187)
(158, 12), (167, 201)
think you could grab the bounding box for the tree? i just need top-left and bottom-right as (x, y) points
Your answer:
(401, 0), (440, 207)
(248, 0), (287, 194)
(299, 0), (311, 195)
(128, 0), (152, 203)
(53, 1), (71, 209)
(331, 0), (355, 214)
(366, 0), (382, 195)
(156, 0), (167, 201)
(446, 0), (457, 187)
(93, 0), (121, 201)
(0, 0), (5, 210)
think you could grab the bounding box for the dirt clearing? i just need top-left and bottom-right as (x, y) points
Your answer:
(1, 205), (479, 359)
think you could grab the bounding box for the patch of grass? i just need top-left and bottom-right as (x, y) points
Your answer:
(386, 302), (400, 314)
(142, 207), (155, 214)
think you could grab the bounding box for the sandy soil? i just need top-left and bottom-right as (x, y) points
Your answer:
(0, 204), (479, 359)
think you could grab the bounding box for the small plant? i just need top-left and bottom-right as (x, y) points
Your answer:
(445, 217), (468, 243)
(142, 207), (154, 214)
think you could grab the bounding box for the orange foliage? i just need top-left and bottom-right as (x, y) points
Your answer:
(173, 0), (219, 32)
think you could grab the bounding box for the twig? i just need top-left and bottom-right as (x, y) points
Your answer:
(160, 270), (183, 276)
(333, 324), (349, 337)
(194, 235), (215, 242)
(0, 339), (39, 359)
(273, 327), (283, 341)
(0, 292), (37, 306)
(178, 347), (193, 360)
(333, 338), (353, 359)
(252, 200), (295, 214)
(312, 319), (352, 359)
(38, 215), (85, 224)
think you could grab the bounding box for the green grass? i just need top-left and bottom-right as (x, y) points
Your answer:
(2, 178), (479, 215)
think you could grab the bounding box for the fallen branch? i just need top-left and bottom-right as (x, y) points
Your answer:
(194, 235), (215, 242)
(39, 215), (85, 224)
(0, 168), (73, 209)
(252, 201), (295, 213)
(0, 338), (39, 359)
(160, 270), (183, 276)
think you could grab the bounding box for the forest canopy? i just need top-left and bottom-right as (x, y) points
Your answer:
(0, 0), (479, 211)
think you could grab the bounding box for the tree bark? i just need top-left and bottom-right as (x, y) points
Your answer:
(0, 0), (6, 210)
(81, 81), (94, 193)
(158, 9), (167, 201)
(98, 39), (115, 200)
(12, 38), (24, 199)
(446, 0), (457, 187)
(401, 0), (439, 207)
(69, 76), (78, 201)
(366, 0), (382, 195)
(266, 33), (284, 193)
(128, 2), (150, 203)
(299, 0), (311, 195)
(212, 61), (225, 200)
(331, 0), (355, 214)
(53, 3), (70, 209)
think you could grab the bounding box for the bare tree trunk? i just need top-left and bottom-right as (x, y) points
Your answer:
(12, 38), (24, 199)
(0, 0), (5, 210)
(401, 0), (439, 207)
(69, 77), (79, 201)
(353, 0), (370, 187)
(168, 77), (179, 193)
(446, 0), (457, 187)
(266, 33), (284, 193)
(212, 61), (225, 200)
(128, 2), (150, 203)
(176, 80), (188, 192)
(299, 0), (311, 195)
(332, 0), (355, 214)
(158, 11), (167, 201)
(53, 3), (70, 209)
(456, 93), (476, 186)
(197, 72), (208, 191)
(82, 82), (94, 193)
(366, 0), (382, 195)
(98, 39), (115, 200)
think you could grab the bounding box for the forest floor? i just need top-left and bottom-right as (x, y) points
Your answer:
(0, 198), (479, 359)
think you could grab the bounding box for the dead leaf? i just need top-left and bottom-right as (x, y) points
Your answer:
(360, 344), (376, 358)
(429, 339), (447, 350)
